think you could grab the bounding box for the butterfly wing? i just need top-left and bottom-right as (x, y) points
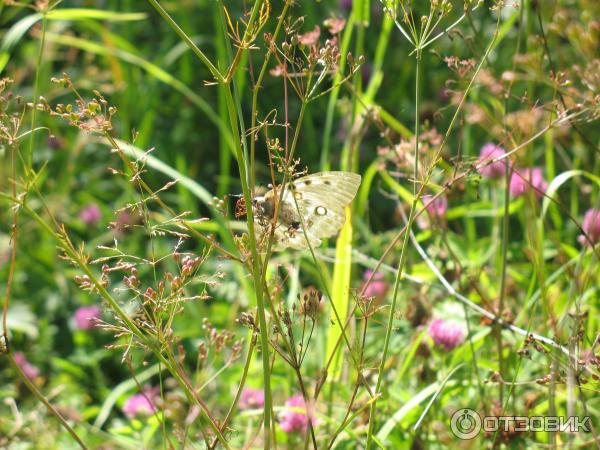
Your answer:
(254, 172), (361, 251)
(255, 216), (322, 251)
(285, 171), (361, 241)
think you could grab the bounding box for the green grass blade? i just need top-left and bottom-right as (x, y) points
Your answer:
(46, 9), (147, 22)
(42, 32), (235, 154)
(325, 207), (354, 379)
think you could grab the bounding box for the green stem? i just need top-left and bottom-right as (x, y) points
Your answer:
(249, 0), (292, 192)
(27, 10), (47, 169)
(365, 48), (422, 450)
(146, 2), (272, 446)
(146, 0), (223, 82)
(7, 354), (88, 449)
(321, 13), (356, 171)
(496, 145), (511, 405)
(19, 199), (231, 448)
(223, 84), (272, 449)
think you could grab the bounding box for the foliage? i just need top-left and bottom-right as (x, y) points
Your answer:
(1, 0), (599, 448)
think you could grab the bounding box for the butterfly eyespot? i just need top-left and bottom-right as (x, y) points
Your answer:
(304, 180), (312, 186)
(294, 191), (303, 199)
(315, 206), (327, 216)
(323, 180), (331, 185)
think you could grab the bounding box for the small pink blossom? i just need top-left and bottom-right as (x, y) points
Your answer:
(478, 143), (509, 178)
(239, 388), (265, 410)
(111, 210), (138, 234)
(13, 352), (40, 380)
(123, 387), (159, 419)
(297, 26), (320, 46)
(323, 17), (346, 35)
(509, 167), (548, 198)
(427, 319), (465, 351)
(279, 395), (316, 433)
(79, 203), (102, 225)
(74, 305), (101, 330)
(424, 195), (448, 218)
(361, 270), (388, 301)
(578, 209), (600, 246)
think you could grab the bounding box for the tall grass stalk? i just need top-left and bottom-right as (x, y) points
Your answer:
(365, 46), (422, 450)
(144, 2), (280, 447)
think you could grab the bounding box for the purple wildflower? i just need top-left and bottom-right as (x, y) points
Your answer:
(79, 203), (102, 225)
(361, 270), (388, 301)
(279, 395), (316, 433)
(478, 143), (509, 178)
(425, 195), (448, 218)
(239, 388), (265, 410)
(13, 352), (40, 381)
(509, 167), (548, 198)
(427, 319), (465, 351)
(340, 0), (352, 11)
(74, 305), (101, 330)
(123, 387), (159, 419)
(578, 208), (600, 246)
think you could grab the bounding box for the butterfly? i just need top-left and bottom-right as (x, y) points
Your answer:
(252, 171), (361, 251)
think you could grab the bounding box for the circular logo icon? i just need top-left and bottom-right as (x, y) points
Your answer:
(450, 408), (481, 440)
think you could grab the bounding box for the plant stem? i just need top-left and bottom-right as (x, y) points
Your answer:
(7, 354), (88, 449)
(223, 84), (273, 449)
(496, 148), (511, 405)
(146, 0), (223, 82)
(365, 47), (422, 450)
(27, 9), (46, 169)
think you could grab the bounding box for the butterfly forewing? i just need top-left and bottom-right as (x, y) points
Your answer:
(255, 171), (361, 251)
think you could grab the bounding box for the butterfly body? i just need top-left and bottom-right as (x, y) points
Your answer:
(253, 171), (361, 251)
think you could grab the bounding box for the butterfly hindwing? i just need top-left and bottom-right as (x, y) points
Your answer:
(254, 171), (361, 250)
(286, 172), (361, 241)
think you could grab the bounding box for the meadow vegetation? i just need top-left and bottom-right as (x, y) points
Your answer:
(1, 0), (599, 448)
